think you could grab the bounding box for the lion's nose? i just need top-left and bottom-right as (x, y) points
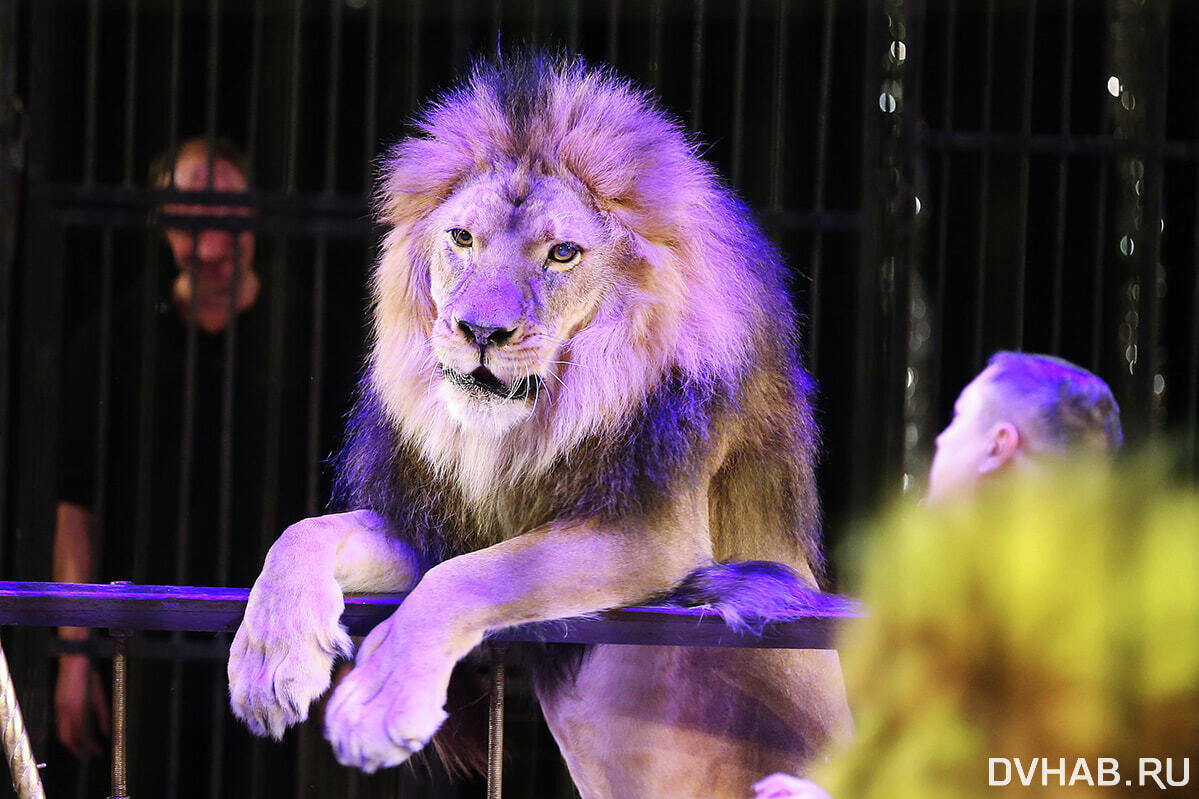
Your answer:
(458, 319), (518, 350)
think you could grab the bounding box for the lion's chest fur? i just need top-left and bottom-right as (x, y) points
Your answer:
(334, 370), (731, 567)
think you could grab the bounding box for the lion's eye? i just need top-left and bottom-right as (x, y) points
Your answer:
(548, 242), (580, 264)
(449, 228), (473, 247)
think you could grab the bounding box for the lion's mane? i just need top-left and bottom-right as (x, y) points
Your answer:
(334, 52), (822, 579)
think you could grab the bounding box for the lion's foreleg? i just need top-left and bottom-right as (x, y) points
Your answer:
(323, 506), (710, 773)
(228, 509), (421, 739)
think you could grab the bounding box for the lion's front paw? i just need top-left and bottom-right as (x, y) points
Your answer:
(228, 563), (352, 740)
(322, 619), (453, 773)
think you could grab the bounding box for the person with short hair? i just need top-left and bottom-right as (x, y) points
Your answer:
(49, 136), (343, 795)
(752, 352), (1125, 799)
(926, 351), (1122, 502)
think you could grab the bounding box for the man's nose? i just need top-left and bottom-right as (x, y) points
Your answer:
(196, 229), (235, 263)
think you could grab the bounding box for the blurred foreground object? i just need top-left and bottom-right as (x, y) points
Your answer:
(815, 457), (1198, 798)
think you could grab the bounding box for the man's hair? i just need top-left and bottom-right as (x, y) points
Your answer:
(983, 350), (1123, 455)
(147, 136), (251, 190)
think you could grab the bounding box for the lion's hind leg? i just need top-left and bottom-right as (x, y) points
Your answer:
(537, 644), (851, 799)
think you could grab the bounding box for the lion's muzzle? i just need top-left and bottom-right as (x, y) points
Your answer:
(441, 365), (541, 402)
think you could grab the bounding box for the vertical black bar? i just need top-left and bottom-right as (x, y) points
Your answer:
(17, 0), (65, 764)
(1050, 0), (1075, 354)
(607, 0), (620, 66)
(972, 0), (996, 368)
(308, 0), (342, 514)
(806, 0), (837, 376)
(166, 247), (201, 799)
(210, 238), (240, 799)
(307, 239), (328, 517)
(567, 0), (580, 53)
(730, 0), (748, 189)
(689, 0), (705, 133)
(408, 0), (422, 114)
(246, 0), (266, 169)
(528, 0), (540, 40)
(894, 0), (924, 485)
(1135, 4), (1169, 435)
(90, 232), (115, 582)
(767, 0), (788, 212)
(1090, 160), (1109, 373)
(205, 0), (222, 157)
(121, 0), (139, 186)
(451, 0), (469, 71)
(852, 0), (884, 513)
(264, 0), (304, 556)
(204, 3), (229, 795)
(1188, 163), (1199, 473)
(930, 0), (957, 427)
(1012, 1), (1037, 351)
(491, 0), (502, 56)
(280, 7), (304, 796)
(648, 0), (663, 88)
(131, 239), (160, 583)
(136, 6), (169, 786)
(0, 0), (21, 568)
(84, 0), (100, 184)
(166, 0), (182, 170)
(364, 0), (379, 194)
(325, 0), (343, 195)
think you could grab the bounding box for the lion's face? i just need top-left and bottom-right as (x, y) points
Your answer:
(424, 169), (620, 430)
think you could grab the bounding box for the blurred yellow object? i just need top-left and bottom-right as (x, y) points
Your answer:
(815, 454), (1199, 798)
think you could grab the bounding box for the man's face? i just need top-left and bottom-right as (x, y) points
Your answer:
(162, 151), (255, 308)
(927, 367), (1002, 502)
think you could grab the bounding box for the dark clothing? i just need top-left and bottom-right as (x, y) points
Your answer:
(57, 279), (321, 588)
(52, 273), (360, 797)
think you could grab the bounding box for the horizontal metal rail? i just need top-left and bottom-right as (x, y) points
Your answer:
(918, 128), (1199, 160)
(0, 581), (854, 649)
(47, 184), (864, 236)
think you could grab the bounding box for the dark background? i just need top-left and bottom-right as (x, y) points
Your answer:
(2, 0), (1198, 796)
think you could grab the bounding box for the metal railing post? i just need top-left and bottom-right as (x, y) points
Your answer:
(108, 629), (129, 799)
(486, 643), (507, 799)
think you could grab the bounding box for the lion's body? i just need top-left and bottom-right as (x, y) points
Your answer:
(228, 54), (851, 798)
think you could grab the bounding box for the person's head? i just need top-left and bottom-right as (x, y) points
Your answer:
(149, 137), (257, 332)
(927, 351), (1122, 502)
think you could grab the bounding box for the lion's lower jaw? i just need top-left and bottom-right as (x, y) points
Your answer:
(437, 380), (534, 434)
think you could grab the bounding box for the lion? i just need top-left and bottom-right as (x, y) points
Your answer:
(227, 53), (852, 798)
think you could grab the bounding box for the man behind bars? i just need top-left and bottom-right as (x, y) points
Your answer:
(50, 137), (342, 795)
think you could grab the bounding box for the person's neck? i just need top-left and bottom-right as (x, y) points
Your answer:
(172, 269), (261, 334)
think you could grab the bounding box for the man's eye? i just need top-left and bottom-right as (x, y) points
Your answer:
(548, 242), (580, 263)
(449, 229), (473, 247)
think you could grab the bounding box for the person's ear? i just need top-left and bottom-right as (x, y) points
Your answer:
(980, 422), (1020, 475)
